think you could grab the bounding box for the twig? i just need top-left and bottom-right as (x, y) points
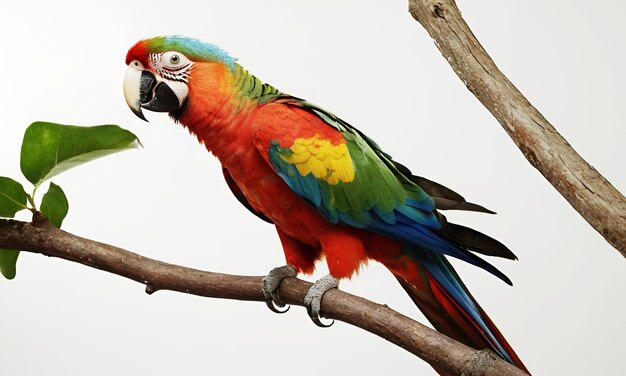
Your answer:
(0, 217), (527, 376)
(408, 0), (626, 256)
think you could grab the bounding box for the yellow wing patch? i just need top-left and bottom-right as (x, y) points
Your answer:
(280, 135), (355, 185)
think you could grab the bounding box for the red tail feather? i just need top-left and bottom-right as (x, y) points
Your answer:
(391, 268), (529, 375)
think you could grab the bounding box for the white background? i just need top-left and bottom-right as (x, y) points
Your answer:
(1, 1), (625, 375)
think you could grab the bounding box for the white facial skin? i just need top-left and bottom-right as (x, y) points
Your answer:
(148, 51), (192, 106)
(123, 51), (193, 116)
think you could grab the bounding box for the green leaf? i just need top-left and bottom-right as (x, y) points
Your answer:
(0, 176), (28, 218)
(20, 122), (141, 186)
(0, 177), (27, 279)
(40, 182), (69, 228)
(0, 249), (20, 279)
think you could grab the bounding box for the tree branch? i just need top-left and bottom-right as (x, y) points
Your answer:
(408, 0), (626, 257)
(0, 217), (527, 376)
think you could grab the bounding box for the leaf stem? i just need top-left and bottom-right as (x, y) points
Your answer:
(27, 189), (38, 211)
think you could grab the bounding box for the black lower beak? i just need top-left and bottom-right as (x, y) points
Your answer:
(139, 71), (182, 113)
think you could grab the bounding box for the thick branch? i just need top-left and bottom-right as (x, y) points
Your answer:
(0, 218), (527, 375)
(408, 0), (626, 256)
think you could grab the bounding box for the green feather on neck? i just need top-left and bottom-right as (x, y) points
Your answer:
(232, 65), (282, 103)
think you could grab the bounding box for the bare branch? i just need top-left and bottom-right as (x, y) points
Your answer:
(408, 0), (626, 256)
(0, 217), (527, 375)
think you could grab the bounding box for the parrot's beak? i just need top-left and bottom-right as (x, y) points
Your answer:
(123, 66), (188, 121)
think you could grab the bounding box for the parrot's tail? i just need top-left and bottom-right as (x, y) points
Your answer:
(385, 250), (529, 375)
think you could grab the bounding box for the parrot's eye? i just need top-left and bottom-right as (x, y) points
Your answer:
(160, 51), (190, 69)
(158, 51), (189, 68)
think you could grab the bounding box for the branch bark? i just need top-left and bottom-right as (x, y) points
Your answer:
(0, 217), (527, 376)
(408, 0), (626, 256)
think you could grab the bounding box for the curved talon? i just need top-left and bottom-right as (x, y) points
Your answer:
(304, 274), (340, 328)
(264, 298), (290, 314)
(308, 308), (335, 328)
(262, 277), (288, 312)
(262, 265), (297, 314)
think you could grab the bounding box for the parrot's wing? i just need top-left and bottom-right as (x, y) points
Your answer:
(251, 98), (513, 283)
(222, 167), (273, 224)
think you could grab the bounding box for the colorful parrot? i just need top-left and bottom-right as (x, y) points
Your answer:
(123, 36), (528, 374)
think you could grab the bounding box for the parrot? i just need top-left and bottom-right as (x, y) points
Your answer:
(123, 35), (528, 375)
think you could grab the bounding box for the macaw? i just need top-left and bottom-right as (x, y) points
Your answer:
(123, 36), (528, 374)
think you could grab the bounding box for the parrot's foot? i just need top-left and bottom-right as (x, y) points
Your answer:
(304, 274), (340, 328)
(262, 265), (298, 314)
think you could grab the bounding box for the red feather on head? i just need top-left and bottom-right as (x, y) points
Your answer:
(125, 40), (150, 68)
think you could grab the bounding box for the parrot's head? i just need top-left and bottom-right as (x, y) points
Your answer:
(123, 35), (235, 121)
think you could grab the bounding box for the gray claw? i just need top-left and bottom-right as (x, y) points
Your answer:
(262, 265), (297, 314)
(304, 274), (340, 328)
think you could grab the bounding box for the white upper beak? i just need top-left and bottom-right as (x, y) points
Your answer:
(123, 64), (147, 121)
